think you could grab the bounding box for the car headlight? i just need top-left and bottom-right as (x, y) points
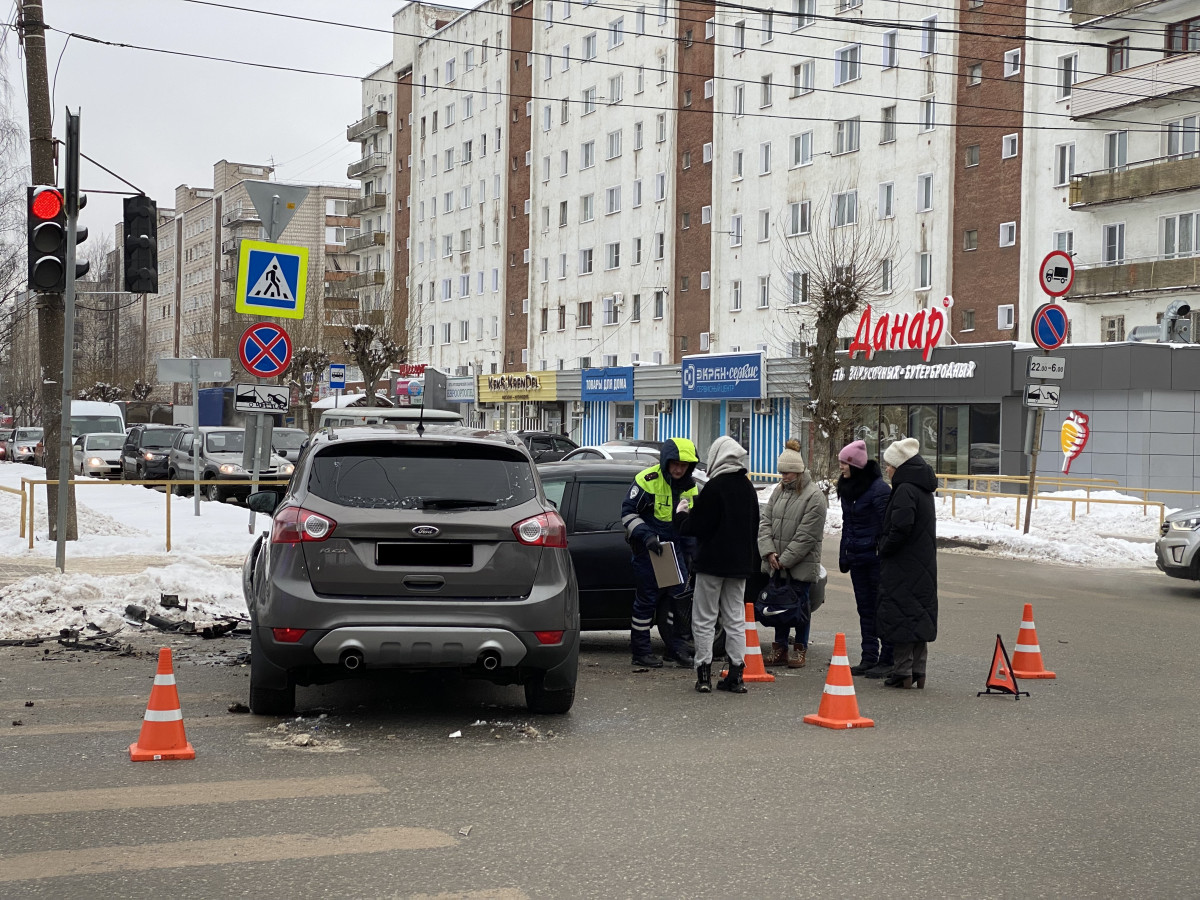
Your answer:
(143, 451), (160, 461)
(1169, 517), (1200, 531)
(17, 445), (33, 453)
(88, 457), (104, 466)
(219, 463), (244, 475)
(279, 463), (295, 475)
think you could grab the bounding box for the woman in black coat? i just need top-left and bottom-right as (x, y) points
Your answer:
(877, 438), (938, 689)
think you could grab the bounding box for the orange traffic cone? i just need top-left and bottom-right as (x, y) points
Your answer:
(1010, 603), (1056, 679)
(803, 632), (874, 729)
(721, 602), (775, 683)
(129, 647), (195, 761)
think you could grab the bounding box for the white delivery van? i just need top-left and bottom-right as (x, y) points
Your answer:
(316, 407), (463, 430)
(70, 401), (126, 437)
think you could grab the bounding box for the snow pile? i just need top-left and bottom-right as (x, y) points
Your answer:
(0, 558), (247, 640)
(0, 463), (261, 559)
(757, 481), (1162, 569)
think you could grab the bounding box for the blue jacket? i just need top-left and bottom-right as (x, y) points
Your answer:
(621, 437), (699, 554)
(837, 462), (890, 571)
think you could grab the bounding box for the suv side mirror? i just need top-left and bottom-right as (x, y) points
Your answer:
(246, 491), (280, 514)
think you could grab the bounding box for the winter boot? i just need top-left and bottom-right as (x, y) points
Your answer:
(763, 642), (788, 667)
(695, 663), (712, 693)
(850, 659), (877, 676)
(631, 654), (664, 668)
(673, 646), (695, 668)
(864, 661), (892, 679)
(716, 662), (748, 694)
(787, 643), (807, 669)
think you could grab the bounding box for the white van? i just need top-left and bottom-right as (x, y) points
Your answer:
(71, 400), (125, 437)
(316, 407), (463, 430)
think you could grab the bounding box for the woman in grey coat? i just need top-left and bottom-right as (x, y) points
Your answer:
(757, 439), (828, 668)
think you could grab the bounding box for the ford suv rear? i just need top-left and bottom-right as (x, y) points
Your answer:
(242, 425), (579, 715)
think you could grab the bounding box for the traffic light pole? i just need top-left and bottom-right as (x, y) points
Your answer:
(55, 111), (82, 571)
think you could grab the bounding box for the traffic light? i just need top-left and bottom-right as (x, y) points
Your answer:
(123, 194), (158, 294)
(27, 186), (66, 293)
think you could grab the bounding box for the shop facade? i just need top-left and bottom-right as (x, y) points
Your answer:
(475, 371), (564, 433)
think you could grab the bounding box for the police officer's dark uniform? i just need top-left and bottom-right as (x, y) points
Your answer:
(621, 437), (700, 668)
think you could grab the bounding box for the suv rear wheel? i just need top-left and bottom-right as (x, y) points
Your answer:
(249, 628), (296, 716)
(524, 672), (575, 714)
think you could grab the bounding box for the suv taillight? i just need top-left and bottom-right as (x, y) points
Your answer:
(271, 506), (337, 544)
(512, 510), (567, 548)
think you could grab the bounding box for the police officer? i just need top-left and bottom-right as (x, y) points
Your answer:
(621, 437), (700, 668)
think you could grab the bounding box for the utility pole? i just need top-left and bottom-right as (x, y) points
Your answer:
(19, 0), (77, 541)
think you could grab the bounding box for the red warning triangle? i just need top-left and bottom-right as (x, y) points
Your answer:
(978, 635), (1029, 699)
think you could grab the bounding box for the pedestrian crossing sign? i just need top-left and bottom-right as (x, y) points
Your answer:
(235, 239), (308, 319)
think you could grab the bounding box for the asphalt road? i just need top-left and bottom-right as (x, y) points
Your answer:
(1, 548), (1198, 899)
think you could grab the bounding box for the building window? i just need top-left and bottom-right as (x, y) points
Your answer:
(654, 172), (666, 201)
(605, 185), (621, 214)
(731, 280), (742, 311)
(878, 182), (894, 218)
(917, 252), (932, 290)
(733, 150), (744, 178)
(1053, 230), (1073, 253)
(581, 193), (594, 222)
(701, 205), (712, 224)
(1004, 49), (1021, 77)
(577, 300), (593, 328)
(880, 258), (893, 293)
(917, 173), (933, 211)
(758, 208), (771, 242)
(609, 17), (624, 48)
(582, 87), (597, 114)
(961, 309), (975, 331)
(1161, 213), (1197, 259)
(964, 229), (978, 251)
(920, 97), (936, 132)
(760, 142), (772, 174)
(998, 305), (1015, 330)
(654, 290), (665, 319)
(793, 0), (814, 29)
(920, 16), (937, 56)
(1002, 133), (1018, 159)
(833, 190), (858, 227)
(1103, 223), (1125, 265)
(787, 200), (811, 235)
(609, 75), (623, 104)
(999, 222), (1017, 246)
(760, 74), (773, 107)
(733, 84), (745, 116)
(793, 61), (814, 96)
(606, 130), (622, 159)
(730, 215), (743, 246)
(581, 140), (595, 168)
(653, 232), (665, 260)
(834, 45), (861, 85)
(880, 106), (896, 143)
(733, 20), (746, 51)
(602, 295), (619, 326)
(1165, 116), (1199, 159)
(789, 271), (809, 305)
(1166, 16), (1200, 57)
(1102, 315), (1125, 342)
(1054, 143), (1076, 186)
(757, 276), (770, 308)
(761, 10), (774, 42)
(965, 144), (980, 167)
(1106, 38), (1129, 73)
(967, 63), (982, 85)
(656, 114), (667, 142)
(791, 131), (813, 167)
(680, 276), (689, 292)
(835, 117), (860, 154)
(704, 78), (715, 99)
(580, 247), (594, 274)
(703, 142), (713, 163)
(605, 242), (621, 270)
(1057, 54), (1076, 99)
(882, 30), (898, 68)
(1105, 131), (1127, 170)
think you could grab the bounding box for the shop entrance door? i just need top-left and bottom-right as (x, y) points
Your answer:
(726, 401), (751, 450)
(696, 402), (721, 459)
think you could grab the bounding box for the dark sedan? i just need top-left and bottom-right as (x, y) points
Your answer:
(516, 432), (578, 463)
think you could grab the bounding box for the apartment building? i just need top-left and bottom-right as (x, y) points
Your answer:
(128, 160), (358, 400)
(1022, 1), (1200, 343)
(346, 60), (397, 316)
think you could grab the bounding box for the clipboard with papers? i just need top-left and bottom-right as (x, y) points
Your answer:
(649, 541), (686, 589)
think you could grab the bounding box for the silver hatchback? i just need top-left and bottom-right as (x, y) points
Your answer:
(241, 426), (580, 715)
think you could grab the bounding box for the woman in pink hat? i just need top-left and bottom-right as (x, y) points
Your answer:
(836, 439), (892, 678)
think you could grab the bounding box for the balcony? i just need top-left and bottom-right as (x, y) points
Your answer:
(1070, 154), (1200, 207)
(346, 270), (387, 291)
(1072, 0), (1193, 25)
(222, 205), (259, 227)
(1072, 53), (1200, 119)
(220, 264), (237, 284)
(347, 230), (387, 253)
(1068, 255), (1200, 301)
(221, 238), (242, 256)
(349, 192), (388, 217)
(347, 152), (388, 179)
(347, 111), (388, 142)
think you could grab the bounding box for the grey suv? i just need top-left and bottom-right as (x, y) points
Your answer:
(241, 425), (580, 716)
(167, 427), (294, 502)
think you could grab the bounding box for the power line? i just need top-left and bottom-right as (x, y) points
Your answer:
(166, 0), (1195, 127)
(46, 24), (1176, 136)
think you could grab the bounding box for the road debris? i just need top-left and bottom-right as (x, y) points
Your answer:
(227, 701), (250, 714)
(458, 825), (473, 837)
(448, 730), (462, 738)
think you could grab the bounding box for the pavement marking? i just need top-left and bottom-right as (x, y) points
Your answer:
(4, 716), (248, 737)
(0, 774), (384, 818)
(0, 825), (453, 882)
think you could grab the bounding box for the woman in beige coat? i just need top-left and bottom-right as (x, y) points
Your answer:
(758, 440), (828, 668)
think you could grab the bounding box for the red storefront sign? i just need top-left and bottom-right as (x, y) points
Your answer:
(394, 364), (427, 377)
(847, 299), (951, 363)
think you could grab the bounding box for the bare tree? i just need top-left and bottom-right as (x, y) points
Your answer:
(130, 380), (153, 401)
(344, 315), (405, 408)
(78, 382), (124, 402)
(773, 199), (900, 476)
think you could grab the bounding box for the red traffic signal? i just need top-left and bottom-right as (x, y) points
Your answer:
(27, 186), (67, 293)
(30, 187), (63, 220)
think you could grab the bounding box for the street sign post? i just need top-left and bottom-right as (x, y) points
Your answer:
(238, 322), (293, 378)
(1024, 384), (1061, 410)
(1038, 250), (1075, 298)
(329, 364), (346, 390)
(234, 239), (308, 319)
(1032, 303), (1070, 351)
(1027, 356), (1066, 380)
(155, 357), (232, 517)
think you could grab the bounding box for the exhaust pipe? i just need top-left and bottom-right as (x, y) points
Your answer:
(340, 649), (364, 671)
(479, 650), (502, 671)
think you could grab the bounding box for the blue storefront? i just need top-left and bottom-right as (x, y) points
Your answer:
(578, 366), (636, 445)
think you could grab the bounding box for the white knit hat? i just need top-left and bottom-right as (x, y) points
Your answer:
(883, 437), (920, 469)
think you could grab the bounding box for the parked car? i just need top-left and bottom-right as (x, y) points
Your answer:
(514, 432), (578, 463)
(4, 428), (43, 464)
(240, 425), (579, 716)
(1156, 508), (1200, 580)
(122, 424), (182, 482)
(271, 428), (310, 461)
(73, 432), (126, 477)
(561, 441), (662, 466)
(167, 427), (295, 502)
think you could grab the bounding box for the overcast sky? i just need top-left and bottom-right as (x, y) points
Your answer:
(5, 0), (469, 248)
